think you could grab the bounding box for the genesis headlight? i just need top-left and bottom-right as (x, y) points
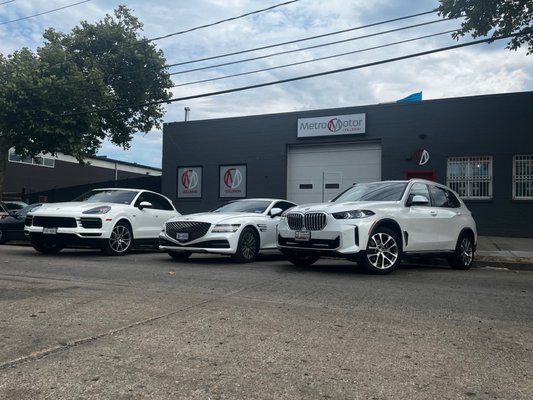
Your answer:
(332, 210), (375, 219)
(212, 224), (241, 233)
(82, 205), (112, 214)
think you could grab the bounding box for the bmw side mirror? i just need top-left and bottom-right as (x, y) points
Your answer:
(270, 207), (283, 218)
(138, 201), (153, 210)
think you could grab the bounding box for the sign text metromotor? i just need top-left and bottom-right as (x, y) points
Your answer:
(297, 113), (366, 138)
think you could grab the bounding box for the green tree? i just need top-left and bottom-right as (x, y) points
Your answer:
(438, 0), (533, 54)
(0, 6), (172, 199)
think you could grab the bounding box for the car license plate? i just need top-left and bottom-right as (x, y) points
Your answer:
(295, 230), (310, 241)
(176, 232), (189, 241)
(43, 227), (57, 235)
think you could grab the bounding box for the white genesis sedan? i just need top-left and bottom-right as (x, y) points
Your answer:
(25, 188), (180, 255)
(277, 179), (477, 274)
(159, 198), (297, 262)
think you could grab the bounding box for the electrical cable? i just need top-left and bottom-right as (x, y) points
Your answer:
(0, 0), (91, 25)
(19, 11), (450, 94)
(148, 0), (300, 42)
(11, 0), (302, 77)
(36, 33), (515, 120)
(171, 29), (459, 88)
(115, 10), (440, 79)
(168, 17), (452, 77)
(0, 0), (17, 6)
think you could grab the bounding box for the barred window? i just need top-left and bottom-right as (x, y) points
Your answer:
(8, 149), (55, 168)
(447, 156), (492, 199)
(513, 155), (533, 200)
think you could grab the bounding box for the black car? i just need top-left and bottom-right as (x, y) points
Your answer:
(0, 203), (43, 244)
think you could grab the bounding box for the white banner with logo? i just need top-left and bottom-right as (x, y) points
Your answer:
(297, 113), (366, 138)
(177, 166), (202, 198)
(219, 165), (247, 198)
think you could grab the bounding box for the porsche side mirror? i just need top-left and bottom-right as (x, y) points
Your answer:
(138, 201), (153, 210)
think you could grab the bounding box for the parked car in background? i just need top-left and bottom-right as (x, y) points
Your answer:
(277, 179), (477, 274)
(160, 198), (297, 262)
(0, 203), (43, 244)
(0, 202), (10, 219)
(25, 188), (180, 255)
(2, 200), (28, 212)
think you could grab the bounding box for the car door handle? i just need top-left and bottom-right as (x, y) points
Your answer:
(430, 211), (437, 216)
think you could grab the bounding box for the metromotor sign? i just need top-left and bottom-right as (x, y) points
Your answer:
(297, 113), (366, 138)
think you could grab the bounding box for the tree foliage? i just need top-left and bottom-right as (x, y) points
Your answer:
(0, 6), (172, 199)
(438, 0), (533, 54)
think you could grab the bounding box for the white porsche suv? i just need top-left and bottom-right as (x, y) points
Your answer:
(25, 188), (179, 255)
(277, 179), (477, 274)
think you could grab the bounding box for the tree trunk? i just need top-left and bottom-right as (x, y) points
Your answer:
(0, 142), (9, 201)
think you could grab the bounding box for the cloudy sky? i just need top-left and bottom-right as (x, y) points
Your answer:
(2, 0), (531, 168)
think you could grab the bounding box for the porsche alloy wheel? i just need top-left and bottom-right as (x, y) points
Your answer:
(102, 222), (133, 256)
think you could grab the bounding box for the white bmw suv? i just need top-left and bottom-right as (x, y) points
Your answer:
(277, 179), (477, 274)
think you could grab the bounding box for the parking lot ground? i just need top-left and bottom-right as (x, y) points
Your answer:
(0, 245), (532, 399)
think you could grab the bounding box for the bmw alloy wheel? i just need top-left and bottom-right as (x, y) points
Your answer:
(359, 228), (401, 274)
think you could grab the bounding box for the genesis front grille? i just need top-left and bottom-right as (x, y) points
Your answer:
(166, 221), (211, 242)
(286, 212), (327, 231)
(32, 216), (77, 228)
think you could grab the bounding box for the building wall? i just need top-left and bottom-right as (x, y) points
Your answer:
(5, 154), (161, 198)
(162, 91), (533, 237)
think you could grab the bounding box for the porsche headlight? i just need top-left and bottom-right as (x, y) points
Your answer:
(212, 224), (241, 233)
(82, 205), (112, 214)
(332, 210), (375, 219)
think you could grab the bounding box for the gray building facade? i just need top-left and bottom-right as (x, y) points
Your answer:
(162, 91), (533, 237)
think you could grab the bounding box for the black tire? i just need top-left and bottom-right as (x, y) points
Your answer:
(359, 227), (402, 274)
(31, 238), (64, 254)
(102, 221), (133, 256)
(286, 253), (320, 266)
(448, 233), (475, 270)
(0, 227), (6, 244)
(231, 227), (259, 263)
(168, 251), (191, 260)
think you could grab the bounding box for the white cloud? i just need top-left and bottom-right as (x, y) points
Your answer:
(2, 0), (532, 168)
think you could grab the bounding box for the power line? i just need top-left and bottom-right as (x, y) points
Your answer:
(171, 29), (459, 88)
(23, 10), (447, 94)
(0, 0), (91, 26)
(148, 0), (300, 42)
(12, 0), (301, 78)
(168, 18), (452, 77)
(38, 34), (515, 120)
(118, 10), (440, 80)
(0, 1), (17, 6)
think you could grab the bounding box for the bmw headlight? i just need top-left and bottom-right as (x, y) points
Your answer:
(212, 224), (241, 233)
(332, 210), (375, 219)
(82, 205), (112, 214)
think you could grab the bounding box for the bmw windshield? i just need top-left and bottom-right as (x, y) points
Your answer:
(332, 182), (407, 202)
(72, 190), (139, 205)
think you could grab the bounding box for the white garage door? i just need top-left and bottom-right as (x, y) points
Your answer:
(287, 142), (382, 204)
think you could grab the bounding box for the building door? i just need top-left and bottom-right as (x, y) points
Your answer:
(287, 142), (382, 204)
